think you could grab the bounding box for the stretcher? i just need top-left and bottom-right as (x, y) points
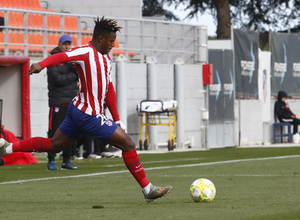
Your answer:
(136, 100), (177, 151)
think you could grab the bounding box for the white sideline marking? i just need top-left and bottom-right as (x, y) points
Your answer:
(0, 155), (299, 185)
(162, 174), (300, 177)
(104, 158), (205, 167)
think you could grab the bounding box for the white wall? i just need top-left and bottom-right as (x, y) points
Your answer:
(208, 40), (232, 50)
(0, 65), (23, 137)
(29, 59), (48, 138)
(239, 100), (264, 146)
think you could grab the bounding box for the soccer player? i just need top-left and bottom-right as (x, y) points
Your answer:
(0, 16), (172, 203)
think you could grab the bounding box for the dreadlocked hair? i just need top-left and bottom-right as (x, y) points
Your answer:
(93, 16), (122, 39)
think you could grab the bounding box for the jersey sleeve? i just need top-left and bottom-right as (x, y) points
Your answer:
(105, 81), (120, 122)
(38, 53), (70, 69)
(39, 47), (89, 69)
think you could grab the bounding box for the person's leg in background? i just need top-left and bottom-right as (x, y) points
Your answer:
(48, 106), (79, 170)
(82, 134), (92, 158)
(93, 137), (121, 158)
(91, 138), (102, 159)
(47, 152), (58, 170)
(47, 108), (58, 170)
(83, 135), (101, 159)
(0, 157), (4, 166)
(93, 138), (101, 155)
(61, 142), (79, 170)
(292, 118), (300, 134)
(71, 140), (83, 160)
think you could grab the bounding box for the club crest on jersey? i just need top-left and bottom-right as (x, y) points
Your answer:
(54, 107), (59, 112)
(106, 120), (113, 126)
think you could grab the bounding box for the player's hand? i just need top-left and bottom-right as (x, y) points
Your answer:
(28, 63), (43, 75)
(285, 103), (289, 109)
(115, 120), (126, 131)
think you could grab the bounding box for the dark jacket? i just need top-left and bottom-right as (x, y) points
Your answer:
(274, 91), (295, 122)
(47, 46), (78, 107)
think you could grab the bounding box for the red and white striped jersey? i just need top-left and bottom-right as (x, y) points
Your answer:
(66, 43), (112, 116)
(39, 42), (119, 120)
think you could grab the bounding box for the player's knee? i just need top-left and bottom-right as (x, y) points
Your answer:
(49, 147), (61, 153)
(49, 142), (63, 153)
(123, 137), (136, 151)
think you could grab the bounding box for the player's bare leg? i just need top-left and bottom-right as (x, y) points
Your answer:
(50, 128), (75, 153)
(0, 128), (74, 156)
(107, 126), (173, 202)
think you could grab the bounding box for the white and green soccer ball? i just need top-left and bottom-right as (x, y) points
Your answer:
(190, 178), (216, 203)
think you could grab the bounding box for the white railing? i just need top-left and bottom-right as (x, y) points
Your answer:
(0, 8), (207, 64)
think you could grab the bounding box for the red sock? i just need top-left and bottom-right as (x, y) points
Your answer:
(13, 137), (51, 153)
(122, 150), (150, 188)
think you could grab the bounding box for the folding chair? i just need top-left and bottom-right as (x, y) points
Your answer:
(273, 115), (292, 143)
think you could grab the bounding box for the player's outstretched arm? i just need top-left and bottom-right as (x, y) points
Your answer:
(29, 53), (71, 76)
(28, 63), (43, 75)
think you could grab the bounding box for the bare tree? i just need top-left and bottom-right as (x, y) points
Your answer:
(142, 0), (179, 21)
(213, 0), (231, 39)
(159, 0), (300, 38)
(162, 0), (232, 38)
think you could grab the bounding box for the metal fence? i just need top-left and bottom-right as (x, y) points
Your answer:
(0, 8), (208, 64)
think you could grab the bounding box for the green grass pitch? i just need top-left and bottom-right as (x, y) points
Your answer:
(1, 147), (300, 220)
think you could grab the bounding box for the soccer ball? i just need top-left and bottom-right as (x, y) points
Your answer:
(190, 178), (216, 203)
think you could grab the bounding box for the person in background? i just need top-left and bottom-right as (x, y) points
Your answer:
(46, 34), (79, 170)
(0, 16), (4, 32)
(275, 90), (300, 141)
(78, 134), (102, 159)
